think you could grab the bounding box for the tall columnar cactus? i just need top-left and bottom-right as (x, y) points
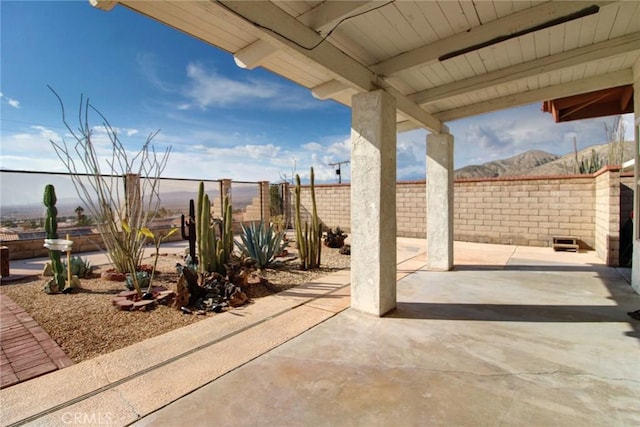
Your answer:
(196, 182), (233, 275)
(43, 184), (66, 293)
(218, 194), (234, 268)
(181, 199), (197, 264)
(294, 167), (322, 270)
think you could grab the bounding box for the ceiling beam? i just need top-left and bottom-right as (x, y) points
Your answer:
(412, 31), (640, 105)
(311, 79), (351, 100)
(89, 0), (117, 11)
(433, 69), (633, 122)
(620, 85), (633, 110)
(233, 39), (278, 69)
(296, 1), (375, 33)
(217, 1), (443, 132)
(235, 2), (377, 70)
(219, 1), (376, 92)
(373, 1), (613, 76)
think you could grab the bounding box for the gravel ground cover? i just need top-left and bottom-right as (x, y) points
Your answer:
(1, 246), (350, 363)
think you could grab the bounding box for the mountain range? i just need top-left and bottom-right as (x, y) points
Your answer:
(454, 141), (634, 179)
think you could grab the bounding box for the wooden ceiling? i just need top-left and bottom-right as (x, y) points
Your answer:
(92, 1), (640, 133)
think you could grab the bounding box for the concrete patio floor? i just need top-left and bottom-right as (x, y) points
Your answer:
(1, 240), (639, 426)
(136, 243), (640, 427)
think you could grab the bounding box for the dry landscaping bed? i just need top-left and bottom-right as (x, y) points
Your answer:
(1, 247), (349, 363)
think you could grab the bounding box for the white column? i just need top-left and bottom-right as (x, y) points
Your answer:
(631, 58), (640, 294)
(427, 133), (454, 270)
(351, 90), (397, 316)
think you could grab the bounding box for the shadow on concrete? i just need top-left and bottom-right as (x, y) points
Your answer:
(454, 264), (616, 272)
(388, 302), (635, 324)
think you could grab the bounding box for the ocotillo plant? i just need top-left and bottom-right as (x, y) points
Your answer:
(181, 199), (197, 264)
(43, 184), (66, 293)
(196, 182), (233, 275)
(294, 167), (322, 270)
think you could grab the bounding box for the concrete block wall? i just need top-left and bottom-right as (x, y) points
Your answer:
(397, 181), (426, 238)
(290, 172), (639, 260)
(294, 175), (600, 249)
(594, 167), (621, 265)
(455, 175), (596, 248)
(290, 184), (350, 231)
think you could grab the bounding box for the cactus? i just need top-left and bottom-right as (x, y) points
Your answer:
(196, 182), (233, 275)
(294, 167), (322, 270)
(578, 149), (603, 174)
(43, 184), (66, 293)
(219, 194), (233, 268)
(181, 199), (197, 264)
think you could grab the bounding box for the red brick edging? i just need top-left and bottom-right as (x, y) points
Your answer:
(0, 293), (73, 388)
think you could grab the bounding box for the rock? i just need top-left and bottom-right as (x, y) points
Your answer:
(118, 290), (138, 299)
(69, 275), (81, 289)
(173, 275), (190, 309)
(339, 244), (351, 255)
(155, 290), (175, 304)
(138, 264), (154, 274)
(111, 296), (127, 305)
(142, 292), (154, 300)
(116, 300), (134, 311)
(102, 269), (126, 282)
(180, 306), (192, 315)
(42, 263), (53, 277)
(43, 278), (58, 294)
(133, 300), (155, 311)
(228, 288), (248, 307)
(210, 304), (224, 313)
(196, 310), (207, 315)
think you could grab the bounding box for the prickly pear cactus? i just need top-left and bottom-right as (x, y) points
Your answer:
(43, 184), (65, 293)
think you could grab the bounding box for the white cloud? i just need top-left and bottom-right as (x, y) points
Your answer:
(136, 53), (178, 93)
(0, 92), (21, 109)
(184, 63), (278, 109)
(302, 142), (323, 151)
(146, 61), (323, 112)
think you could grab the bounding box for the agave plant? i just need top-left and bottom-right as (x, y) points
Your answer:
(237, 221), (286, 268)
(63, 256), (93, 279)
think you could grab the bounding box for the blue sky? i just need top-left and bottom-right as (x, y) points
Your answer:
(0, 0), (634, 186)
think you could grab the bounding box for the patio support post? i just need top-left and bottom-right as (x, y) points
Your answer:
(631, 58), (640, 294)
(350, 90), (397, 316)
(426, 133), (454, 270)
